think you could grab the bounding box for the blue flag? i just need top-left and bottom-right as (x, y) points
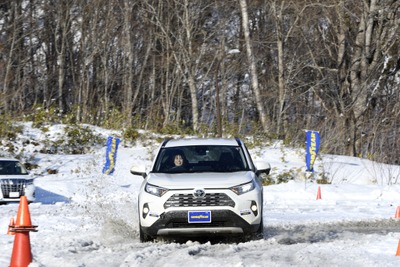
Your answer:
(102, 136), (121, 175)
(305, 131), (320, 172)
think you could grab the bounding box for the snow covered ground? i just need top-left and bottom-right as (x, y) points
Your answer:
(1, 123), (400, 267)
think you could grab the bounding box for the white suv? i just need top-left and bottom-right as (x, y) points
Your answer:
(131, 138), (271, 242)
(0, 158), (35, 204)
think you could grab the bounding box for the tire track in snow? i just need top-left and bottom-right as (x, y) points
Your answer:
(265, 219), (400, 245)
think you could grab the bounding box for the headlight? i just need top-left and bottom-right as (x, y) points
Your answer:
(145, 183), (168, 197)
(230, 181), (255, 195)
(25, 179), (34, 186)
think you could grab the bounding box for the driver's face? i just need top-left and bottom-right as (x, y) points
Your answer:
(174, 155), (183, 166)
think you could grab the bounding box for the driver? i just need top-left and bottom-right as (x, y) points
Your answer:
(169, 152), (188, 171)
(173, 154), (184, 167)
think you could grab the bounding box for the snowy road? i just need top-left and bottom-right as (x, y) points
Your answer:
(2, 132), (400, 266)
(3, 185), (400, 267)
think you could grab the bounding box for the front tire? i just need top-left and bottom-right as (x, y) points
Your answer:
(244, 218), (264, 242)
(254, 217), (264, 239)
(139, 226), (154, 242)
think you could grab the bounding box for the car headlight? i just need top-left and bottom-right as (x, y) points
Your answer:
(230, 181), (255, 195)
(145, 183), (168, 197)
(23, 179), (34, 188)
(25, 179), (34, 186)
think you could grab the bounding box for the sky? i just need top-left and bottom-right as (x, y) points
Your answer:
(1, 122), (400, 267)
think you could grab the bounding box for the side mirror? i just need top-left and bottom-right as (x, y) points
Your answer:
(130, 165), (147, 178)
(254, 161), (271, 175)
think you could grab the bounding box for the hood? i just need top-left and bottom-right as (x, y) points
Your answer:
(0, 175), (33, 181)
(146, 171), (255, 189)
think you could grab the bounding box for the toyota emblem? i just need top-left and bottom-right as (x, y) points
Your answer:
(193, 189), (206, 198)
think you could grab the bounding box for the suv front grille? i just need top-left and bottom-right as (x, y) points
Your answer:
(164, 193), (235, 208)
(0, 179), (27, 198)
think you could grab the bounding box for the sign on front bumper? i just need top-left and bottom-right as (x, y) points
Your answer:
(188, 211), (212, 223)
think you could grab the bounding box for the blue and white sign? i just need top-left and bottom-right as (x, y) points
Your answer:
(188, 211), (211, 223)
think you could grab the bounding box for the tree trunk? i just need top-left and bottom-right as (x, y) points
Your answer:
(123, 1), (134, 126)
(273, 1), (286, 136)
(239, 0), (268, 132)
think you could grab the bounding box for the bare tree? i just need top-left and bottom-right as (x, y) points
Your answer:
(333, 0), (400, 156)
(1, 0), (23, 113)
(0, 0), (399, 164)
(239, 0), (268, 132)
(54, 1), (75, 117)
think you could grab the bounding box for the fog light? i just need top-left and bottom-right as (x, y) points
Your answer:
(250, 201), (258, 216)
(142, 203), (150, 218)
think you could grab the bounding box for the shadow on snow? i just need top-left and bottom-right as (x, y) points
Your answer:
(34, 186), (71, 204)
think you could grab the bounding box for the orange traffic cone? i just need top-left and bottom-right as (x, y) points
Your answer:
(9, 196), (37, 267)
(396, 240), (400, 256)
(10, 232), (32, 267)
(395, 206), (400, 219)
(7, 218), (15, 235)
(15, 196), (33, 228)
(316, 186), (322, 200)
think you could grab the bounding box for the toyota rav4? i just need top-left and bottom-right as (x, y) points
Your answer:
(131, 138), (270, 242)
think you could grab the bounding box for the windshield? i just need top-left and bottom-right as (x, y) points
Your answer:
(153, 145), (249, 173)
(0, 161), (29, 175)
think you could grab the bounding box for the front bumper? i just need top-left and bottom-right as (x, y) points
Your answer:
(0, 183), (35, 203)
(141, 210), (260, 237)
(138, 183), (263, 239)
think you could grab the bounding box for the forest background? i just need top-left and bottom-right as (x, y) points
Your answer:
(0, 0), (399, 164)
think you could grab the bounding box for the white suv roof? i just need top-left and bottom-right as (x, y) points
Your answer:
(0, 158), (20, 161)
(164, 138), (239, 147)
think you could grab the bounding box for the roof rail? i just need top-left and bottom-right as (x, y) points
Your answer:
(234, 137), (242, 146)
(161, 138), (172, 147)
